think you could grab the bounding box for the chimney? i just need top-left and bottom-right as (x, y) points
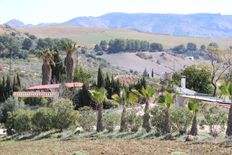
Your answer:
(181, 76), (186, 88)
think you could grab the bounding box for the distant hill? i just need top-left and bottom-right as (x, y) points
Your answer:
(6, 13), (232, 38)
(18, 25), (232, 48)
(5, 19), (25, 27)
(64, 13), (232, 38)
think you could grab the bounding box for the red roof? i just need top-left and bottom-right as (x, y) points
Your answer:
(27, 82), (83, 90)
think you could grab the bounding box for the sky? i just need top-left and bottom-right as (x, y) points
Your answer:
(0, 0), (231, 24)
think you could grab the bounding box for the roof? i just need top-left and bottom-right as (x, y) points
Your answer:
(27, 82), (83, 90)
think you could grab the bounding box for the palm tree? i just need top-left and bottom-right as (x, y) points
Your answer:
(112, 88), (138, 132)
(90, 88), (107, 132)
(63, 40), (77, 82)
(225, 82), (232, 136)
(132, 86), (155, 132)
(188, 99), (202, 136)
(162, 92), (174, 134)
(37, 49), (54, 85)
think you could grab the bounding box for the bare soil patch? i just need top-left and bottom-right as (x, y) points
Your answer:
(1, 138), (232, 155)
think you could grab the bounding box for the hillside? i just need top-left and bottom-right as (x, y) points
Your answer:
(100, 52), (196, 76)
(6, 13), (232, 38)
(18, 25), (232, 48)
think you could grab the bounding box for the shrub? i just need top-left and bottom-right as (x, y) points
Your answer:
(103, 110), (120, 132)
(23, 97), (49, 106)
(201, 105), (227, 137)
(78, 106), (96, 132)
(52, 98), (79, 131)
(170, 108), (192, 135)
(70, 151), (88, 155)
(125, 108), (142, 132)
(32, 107), (54, 132)
(150, 106), (165, 135)
(0, 97), (18, 123)
(6, 109), (32, 134)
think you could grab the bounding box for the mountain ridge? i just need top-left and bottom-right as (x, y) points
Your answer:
(4, 12), (232, 38)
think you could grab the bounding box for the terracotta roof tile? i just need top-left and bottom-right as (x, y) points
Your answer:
(27, 82), (83, 90)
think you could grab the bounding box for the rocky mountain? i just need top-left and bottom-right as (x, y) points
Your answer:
(5, 13), (232, 38)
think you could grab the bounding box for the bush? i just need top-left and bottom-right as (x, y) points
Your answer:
(125, 108), (142, 132)
(23, 97), (49, 106)
(78, 106), (96, 132)
(6, 109), (32, 134)
(201, 105), (227, 137)
(173, 44), (186, 54)
(52, 98), (79, 131)
(0, 97), (18, 123)
(32, 107), (54, 132)
(103, 111), (120, 132)
(150, 106), (165, 135)
(170, 108), (192, 135)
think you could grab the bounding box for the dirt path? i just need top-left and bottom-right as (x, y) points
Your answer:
(0, 138), (232, 155)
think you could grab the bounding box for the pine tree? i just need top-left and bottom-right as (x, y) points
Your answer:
(97, 67), (104, 88)
(74, 66), (93, 84)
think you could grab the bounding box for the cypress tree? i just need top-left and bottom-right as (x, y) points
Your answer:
(0, 78), (5, 102)
(114, 79), (121, 96)
(1, 76), (6, 102)
(143, 68), (149, 77)
(16, 73), (21, 89)
(97, 67), (104, 88)
(105, 73), (112, 98)
(151, 69), (154, 78)
(6, 75), (11, 97)
(13, 74), (21, 92)
(141, 77), (147, 88)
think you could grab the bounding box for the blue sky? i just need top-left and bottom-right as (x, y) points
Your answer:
(0, 0), (231, 24)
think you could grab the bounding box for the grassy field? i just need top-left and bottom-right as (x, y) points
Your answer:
(1, 136), (232, 155)
(17, 25), (232, 48)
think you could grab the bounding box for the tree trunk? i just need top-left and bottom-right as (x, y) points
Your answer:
(144, 100), (149, 113)
(142, 112), (151, 132)
(163, 108), (171, 134)
(142, 101), (151, 132)
(42, 59), (52, 85)
(65, 52), (74, 82)
(119, 105), (127, 132)
(212, 82), (217, 97)
(226, 103), (232, 136)
(190, 112), (198, 136)
(96, 103), (104, 132)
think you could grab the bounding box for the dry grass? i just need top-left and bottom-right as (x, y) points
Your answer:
(17, 25), (232, 48)
(100, 52), (195, 75)
(0, 138), (232, 155)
